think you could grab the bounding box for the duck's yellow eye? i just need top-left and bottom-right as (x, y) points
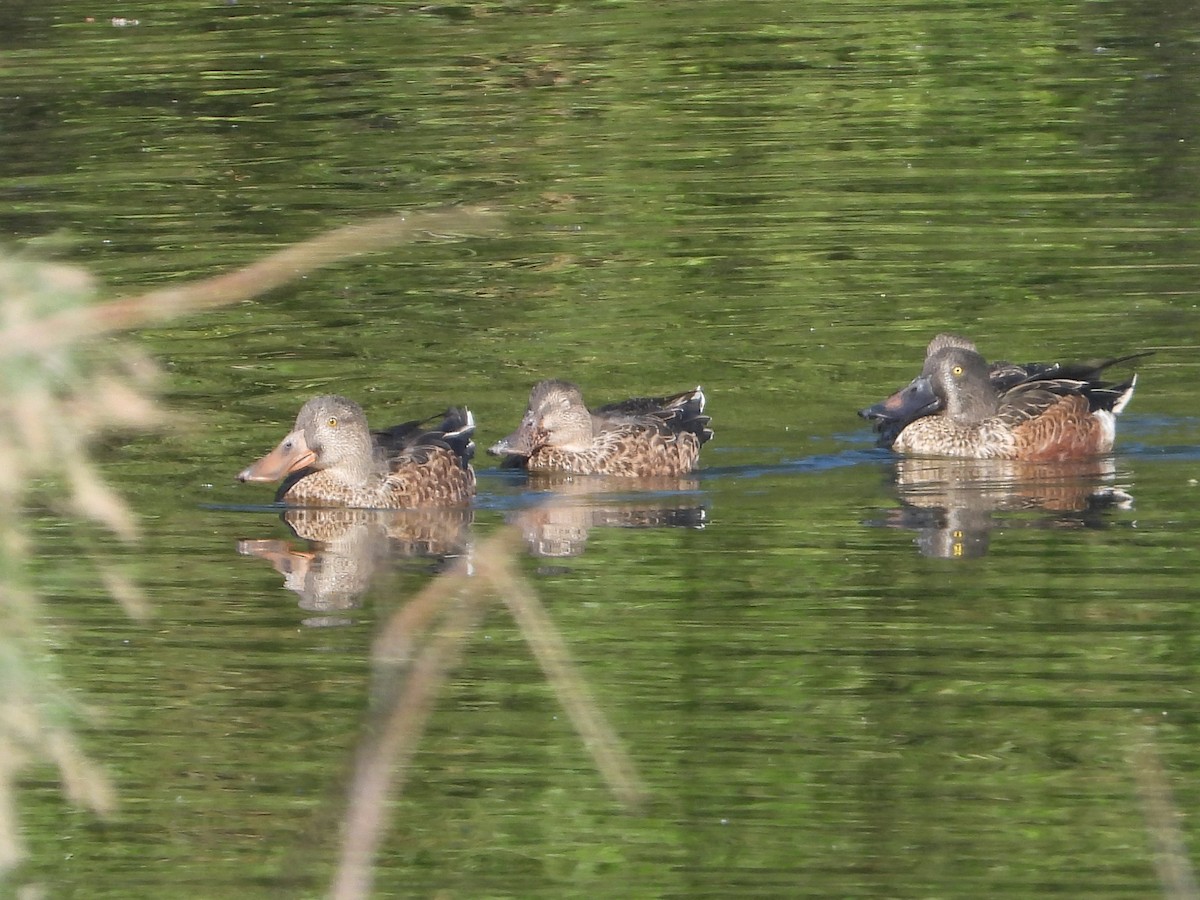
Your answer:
(327, 417), (338, 428)
(952, 365), (964, 376)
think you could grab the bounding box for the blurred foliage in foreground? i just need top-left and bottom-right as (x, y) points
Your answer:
(0, 254), (159, 870)
(0, 207), (502, 876)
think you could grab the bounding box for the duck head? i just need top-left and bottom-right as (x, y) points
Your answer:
(238, 395), (376, 484)
(488, 380), (594, 460)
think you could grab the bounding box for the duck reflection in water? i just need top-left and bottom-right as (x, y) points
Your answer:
(488, 380), (712, 558)
(869, 457), (1134, 559)
(237, 506), (473, 626)
(502, 474), (707, 559)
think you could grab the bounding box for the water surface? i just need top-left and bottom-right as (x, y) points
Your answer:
(6, 1), (1200, 897)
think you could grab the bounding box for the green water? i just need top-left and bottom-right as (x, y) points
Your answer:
(5, 1), (1200, 897)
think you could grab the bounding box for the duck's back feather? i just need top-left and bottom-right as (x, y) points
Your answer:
(373, 407), (476, 469)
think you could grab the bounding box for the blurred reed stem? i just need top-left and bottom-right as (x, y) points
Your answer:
(333, 524), (646, 900)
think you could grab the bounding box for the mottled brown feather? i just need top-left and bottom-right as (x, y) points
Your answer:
(489, 380), (712, 476)
(239, 395), (476, 507)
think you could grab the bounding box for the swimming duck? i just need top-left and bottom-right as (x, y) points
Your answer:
(488, 380), (712, 476)
(859, 334), (1147, 460)
(237, 395), (476, 507)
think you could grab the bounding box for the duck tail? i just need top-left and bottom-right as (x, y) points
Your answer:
(1087, 353), (1148, 417)
(1107, 373), (1137, 416)
(1014, 350), (1154, 386)
(670, 386), (714, 447)
(438, 407), (477, 465)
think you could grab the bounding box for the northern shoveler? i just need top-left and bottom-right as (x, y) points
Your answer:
(488, 380), (713, 476)
(859, 334), (1147, 461)
(237, 395), (476, 507)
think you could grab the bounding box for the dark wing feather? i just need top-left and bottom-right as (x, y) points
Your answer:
(372, 415), (436, 455)
(374, 408), (475, 468)
(1006, 350), (1153, 388)
(593, 393), (682, 416)
(594, 388), (713, 447)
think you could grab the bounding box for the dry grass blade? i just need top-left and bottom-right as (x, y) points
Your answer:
(490, 539), (648, 812)
(96, 563), (151, 621)
(1129, 725), (1199, 900)
(0, 739), (27, 871)
(332, 527), (646, 900)
(333, 555), (487, 900)
(0, 207), (503, 357)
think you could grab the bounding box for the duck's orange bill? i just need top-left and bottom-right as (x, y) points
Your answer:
(237, 430), (318, 482)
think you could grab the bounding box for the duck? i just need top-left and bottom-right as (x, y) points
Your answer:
(488, 380), (712, 476)
(237, 395), (476, 507)
(858, 334), (1148, 461)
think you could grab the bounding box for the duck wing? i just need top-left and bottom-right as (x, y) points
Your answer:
(594, 387), (713, 446)
(373, 408), (476, 468)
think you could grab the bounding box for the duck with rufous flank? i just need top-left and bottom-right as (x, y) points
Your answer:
(859, 334), (1148, 461)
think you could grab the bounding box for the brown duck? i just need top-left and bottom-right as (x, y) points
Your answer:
(237, 395), (476, 507)
(488, 380), (712, 476)
(859, 334), (1147, 461)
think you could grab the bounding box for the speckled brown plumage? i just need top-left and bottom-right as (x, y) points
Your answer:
(860, 336), (1145, 461)
(237, 395), (476, 507)
(488, 380), (713, 476)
